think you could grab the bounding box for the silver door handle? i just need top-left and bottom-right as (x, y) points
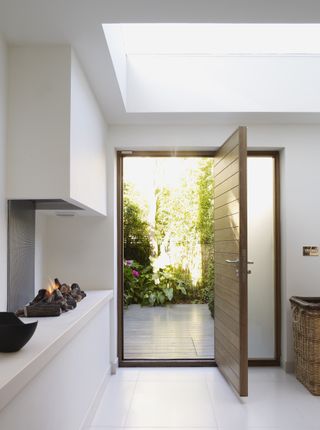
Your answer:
(225, 259), (254, 265)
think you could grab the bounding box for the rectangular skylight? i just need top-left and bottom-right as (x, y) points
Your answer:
(102, 23), (320, 113)
(119, 23), (320, 55)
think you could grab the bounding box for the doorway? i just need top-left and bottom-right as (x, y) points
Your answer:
(117, 149), (280, 368)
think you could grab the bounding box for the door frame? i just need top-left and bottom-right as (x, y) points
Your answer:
(117, 150), (281, 367)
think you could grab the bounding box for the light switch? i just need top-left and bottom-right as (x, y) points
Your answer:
(303, 246), (319, 256)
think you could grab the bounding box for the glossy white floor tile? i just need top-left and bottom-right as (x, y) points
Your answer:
(89, 367), (320, 430)
(91, 379), (136, 427)
(126, 380), (217, 427)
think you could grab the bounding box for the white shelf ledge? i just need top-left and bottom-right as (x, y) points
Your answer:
(0, 290), (113, 412)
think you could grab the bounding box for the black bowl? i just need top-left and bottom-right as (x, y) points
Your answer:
(0, 312), (38, 352)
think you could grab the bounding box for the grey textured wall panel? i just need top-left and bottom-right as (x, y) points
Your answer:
(7, 201), (35, 312)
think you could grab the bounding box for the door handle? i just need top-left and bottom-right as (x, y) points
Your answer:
(225, 259), (253, 276)
(225, 259), (254, 265)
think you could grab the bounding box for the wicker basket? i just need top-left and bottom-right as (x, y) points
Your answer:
(290, 296), (320, 395)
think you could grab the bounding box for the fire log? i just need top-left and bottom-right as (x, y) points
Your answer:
(23, 304), (62, 317)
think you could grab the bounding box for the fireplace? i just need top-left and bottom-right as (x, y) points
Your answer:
(7, 200), (83, 313)
(16, 278), (86, 317)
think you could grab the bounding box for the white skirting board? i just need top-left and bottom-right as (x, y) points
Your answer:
(0, 291), (113, 430)
(111, 357), (119, 374)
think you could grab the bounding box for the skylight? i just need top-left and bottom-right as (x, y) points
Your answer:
(102, 24), (320, 113)
(117, 23), (320, 56)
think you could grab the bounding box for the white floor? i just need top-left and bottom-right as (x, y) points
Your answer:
(88, 367), (320, 430)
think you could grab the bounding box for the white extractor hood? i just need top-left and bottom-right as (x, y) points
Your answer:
(7, 46), (107, 216)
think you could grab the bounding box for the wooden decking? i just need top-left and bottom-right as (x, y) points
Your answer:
(124, 304), (214, 359)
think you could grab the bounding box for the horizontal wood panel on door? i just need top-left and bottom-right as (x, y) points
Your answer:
(215, 300), (240, 327)
(215, 344), (240, 382)
(215, 145), (239, 177)
(215, 325), (240, 361)
(215, 295), (240, 326)
(215, 274), (240, 296)
(215, 158), (239, 187)
(215, 318), (240, 350)
(215, 334), (240, 373)
(215, 286), (239, 310)
(215, 201), (239, 220)
(215, 340), (240, 390)
(215, 173), (239, 198)
(215, 137), (239, 170)
(215, 213), (239, 230)
(215, 186), (239, 209)
(215, 262), (239, 281)
(215, 227), (240, 242)
(215, 240), (239, 254)
(215, 335), (240, 374)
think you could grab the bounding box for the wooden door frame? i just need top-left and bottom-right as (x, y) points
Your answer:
(117, 150), (281, 367)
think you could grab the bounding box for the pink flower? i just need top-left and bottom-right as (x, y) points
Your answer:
(132, 270), (140, 278)
(125, 260), (133, 266)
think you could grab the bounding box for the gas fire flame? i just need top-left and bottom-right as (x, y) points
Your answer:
(46, 279), (59, 297)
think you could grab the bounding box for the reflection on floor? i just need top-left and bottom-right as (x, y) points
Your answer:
(89, 367), (320, 430)
(124, 303), (214, 359)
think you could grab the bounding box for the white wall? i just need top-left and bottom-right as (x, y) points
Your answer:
(70, 52), (107, 215)
(7, 45), (71, 200)
(249, 125), (320, 368)
(41, 214), (112, 290)
(38, 124), (320, 369)
(0, 34), (7, 311)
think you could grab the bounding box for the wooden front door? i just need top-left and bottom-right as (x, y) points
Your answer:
(214, 127), (248, 396)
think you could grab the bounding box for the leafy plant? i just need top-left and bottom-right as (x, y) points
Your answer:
(123, 260), (142, 306)
(123, 260), (189, 307)
(208, 285), (215, 319)
(197, 159), (215, 317)
(139, 266), (188, 306)
(123, 183), (152, 266)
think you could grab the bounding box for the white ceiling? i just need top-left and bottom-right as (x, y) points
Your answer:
(1, 0), (320, 125)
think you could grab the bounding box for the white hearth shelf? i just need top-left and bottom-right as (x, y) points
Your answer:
(0, 290), (113, 413)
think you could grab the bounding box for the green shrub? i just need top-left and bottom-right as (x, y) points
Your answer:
(123, 261), (143, 307)
(123, 259), (216, 309)
(123, 260), (189, 307)
(123, 184), (152, 266)
(207, 284), (214, 318)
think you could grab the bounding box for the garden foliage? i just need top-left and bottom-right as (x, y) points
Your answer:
(123, 183), (152, 266)
(124, 260), (208, 307)
(123, 158), (215, 317)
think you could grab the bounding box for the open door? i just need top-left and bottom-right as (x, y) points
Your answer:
(214, 127), (248, 396)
